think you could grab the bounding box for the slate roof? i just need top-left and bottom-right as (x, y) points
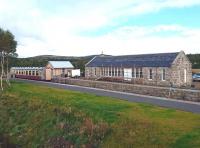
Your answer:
(49, 61), (74, 68)
(86, 52), (179, 67)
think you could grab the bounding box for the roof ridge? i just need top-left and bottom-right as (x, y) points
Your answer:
(97, 52), (179, 58)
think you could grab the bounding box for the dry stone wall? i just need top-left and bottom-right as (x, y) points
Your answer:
(52, 78), (200, 102)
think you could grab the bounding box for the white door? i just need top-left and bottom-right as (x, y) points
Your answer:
(124, 68), (132, 81)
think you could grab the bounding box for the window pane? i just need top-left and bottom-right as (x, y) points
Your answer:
(132, 68), (135, 78)
(162, 69), (166, 80)
(149, 69), (153, 79)
(118, 68), (120, 76)
(136, 68), (139, 78)
(115, 67), (118, 76)
(109, 67), (111, 76)
(140, 68), (143, 78)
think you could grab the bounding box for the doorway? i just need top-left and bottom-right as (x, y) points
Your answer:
(45, 68), (52, 81)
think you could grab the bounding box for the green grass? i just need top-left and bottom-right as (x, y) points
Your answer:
(0, 81), (200, 147)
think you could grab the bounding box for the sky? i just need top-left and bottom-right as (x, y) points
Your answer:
(0, 0), (200, 57)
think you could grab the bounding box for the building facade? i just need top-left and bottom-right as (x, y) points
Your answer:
(45, 61), (74, 80)
(85, 51), (192, 87)
(10, 61), (75, 81)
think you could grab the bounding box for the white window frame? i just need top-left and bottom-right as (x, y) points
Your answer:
(184, 69), (187, 83)
(161, 69), (166, 81)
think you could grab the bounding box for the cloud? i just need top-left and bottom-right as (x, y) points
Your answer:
(16, 24), (200, 57)
(0, 0), (200, 57)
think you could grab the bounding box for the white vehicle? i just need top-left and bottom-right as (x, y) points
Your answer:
(71, 69), (80, 77)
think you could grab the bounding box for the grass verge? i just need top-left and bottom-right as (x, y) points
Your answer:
(0, 81), (200, 147)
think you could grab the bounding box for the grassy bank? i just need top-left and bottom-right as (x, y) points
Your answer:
(0, 81), (200, 147)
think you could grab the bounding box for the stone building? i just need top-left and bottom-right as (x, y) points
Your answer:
(85, 51), (192, 87)
(10, 61), (74, 81)
(45, 61), (74, 80)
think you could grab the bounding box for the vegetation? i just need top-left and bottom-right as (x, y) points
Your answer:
(0, 27), (17, 91)
(187, 54), (200, 69)
(9, 55), (94, 75)
(1, 81), (200, 147)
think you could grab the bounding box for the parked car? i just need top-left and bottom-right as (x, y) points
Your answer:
(193, 73), (200, 81)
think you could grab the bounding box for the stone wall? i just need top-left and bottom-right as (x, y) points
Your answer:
(52, 78), (200, 102)
(170, 51), (192, 87)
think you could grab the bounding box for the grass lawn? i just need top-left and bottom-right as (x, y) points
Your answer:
(0, 81), (200, 147)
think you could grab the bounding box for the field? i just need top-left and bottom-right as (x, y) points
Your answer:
(0, 81), (200, 147)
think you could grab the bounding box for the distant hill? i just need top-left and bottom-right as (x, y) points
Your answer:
(9, 55), (97, 74)
(9, 54), (200, 74)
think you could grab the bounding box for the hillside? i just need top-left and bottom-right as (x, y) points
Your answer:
(9, 55), (96, 73)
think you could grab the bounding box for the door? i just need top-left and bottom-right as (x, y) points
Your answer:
(45, 68), (52, 80)
(124, 68), (132, 81)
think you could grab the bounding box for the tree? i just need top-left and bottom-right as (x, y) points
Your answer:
(0, 28), (17, 91)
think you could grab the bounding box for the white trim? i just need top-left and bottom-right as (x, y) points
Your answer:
(161, 69), (166, 81)
(184, 69), (187, 83)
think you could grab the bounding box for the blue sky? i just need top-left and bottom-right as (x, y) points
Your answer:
(0, 0), (200, 57)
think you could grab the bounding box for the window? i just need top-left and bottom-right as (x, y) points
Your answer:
(36, 71), (39, 76)
(89, 68), (92, 76)
(115, 67), (118, 77)
(94, 68), (96, 76)
(140, 68), (143, 78)
(109, 67), (111, 76)
(112, 67), (114, 76)
(132, 68), (135, 78)
(117, 68), (120, 76)
(162, 69), (166, 81)
(32, 71), (35, 76)
(101, 67), (103, 76)
(184, 69), (187, 83)
(62, 68), (65, 74)
(26, 71), (28, 75)
(149, 69), (153, 80)
(29, 71), (31, 75)
(136, 68), (139, 78)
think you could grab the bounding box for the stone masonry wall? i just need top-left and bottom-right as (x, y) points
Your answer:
(86, 66), (175, 87)
(52, 78), (200, 102)
(170, 51), (192, 87)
